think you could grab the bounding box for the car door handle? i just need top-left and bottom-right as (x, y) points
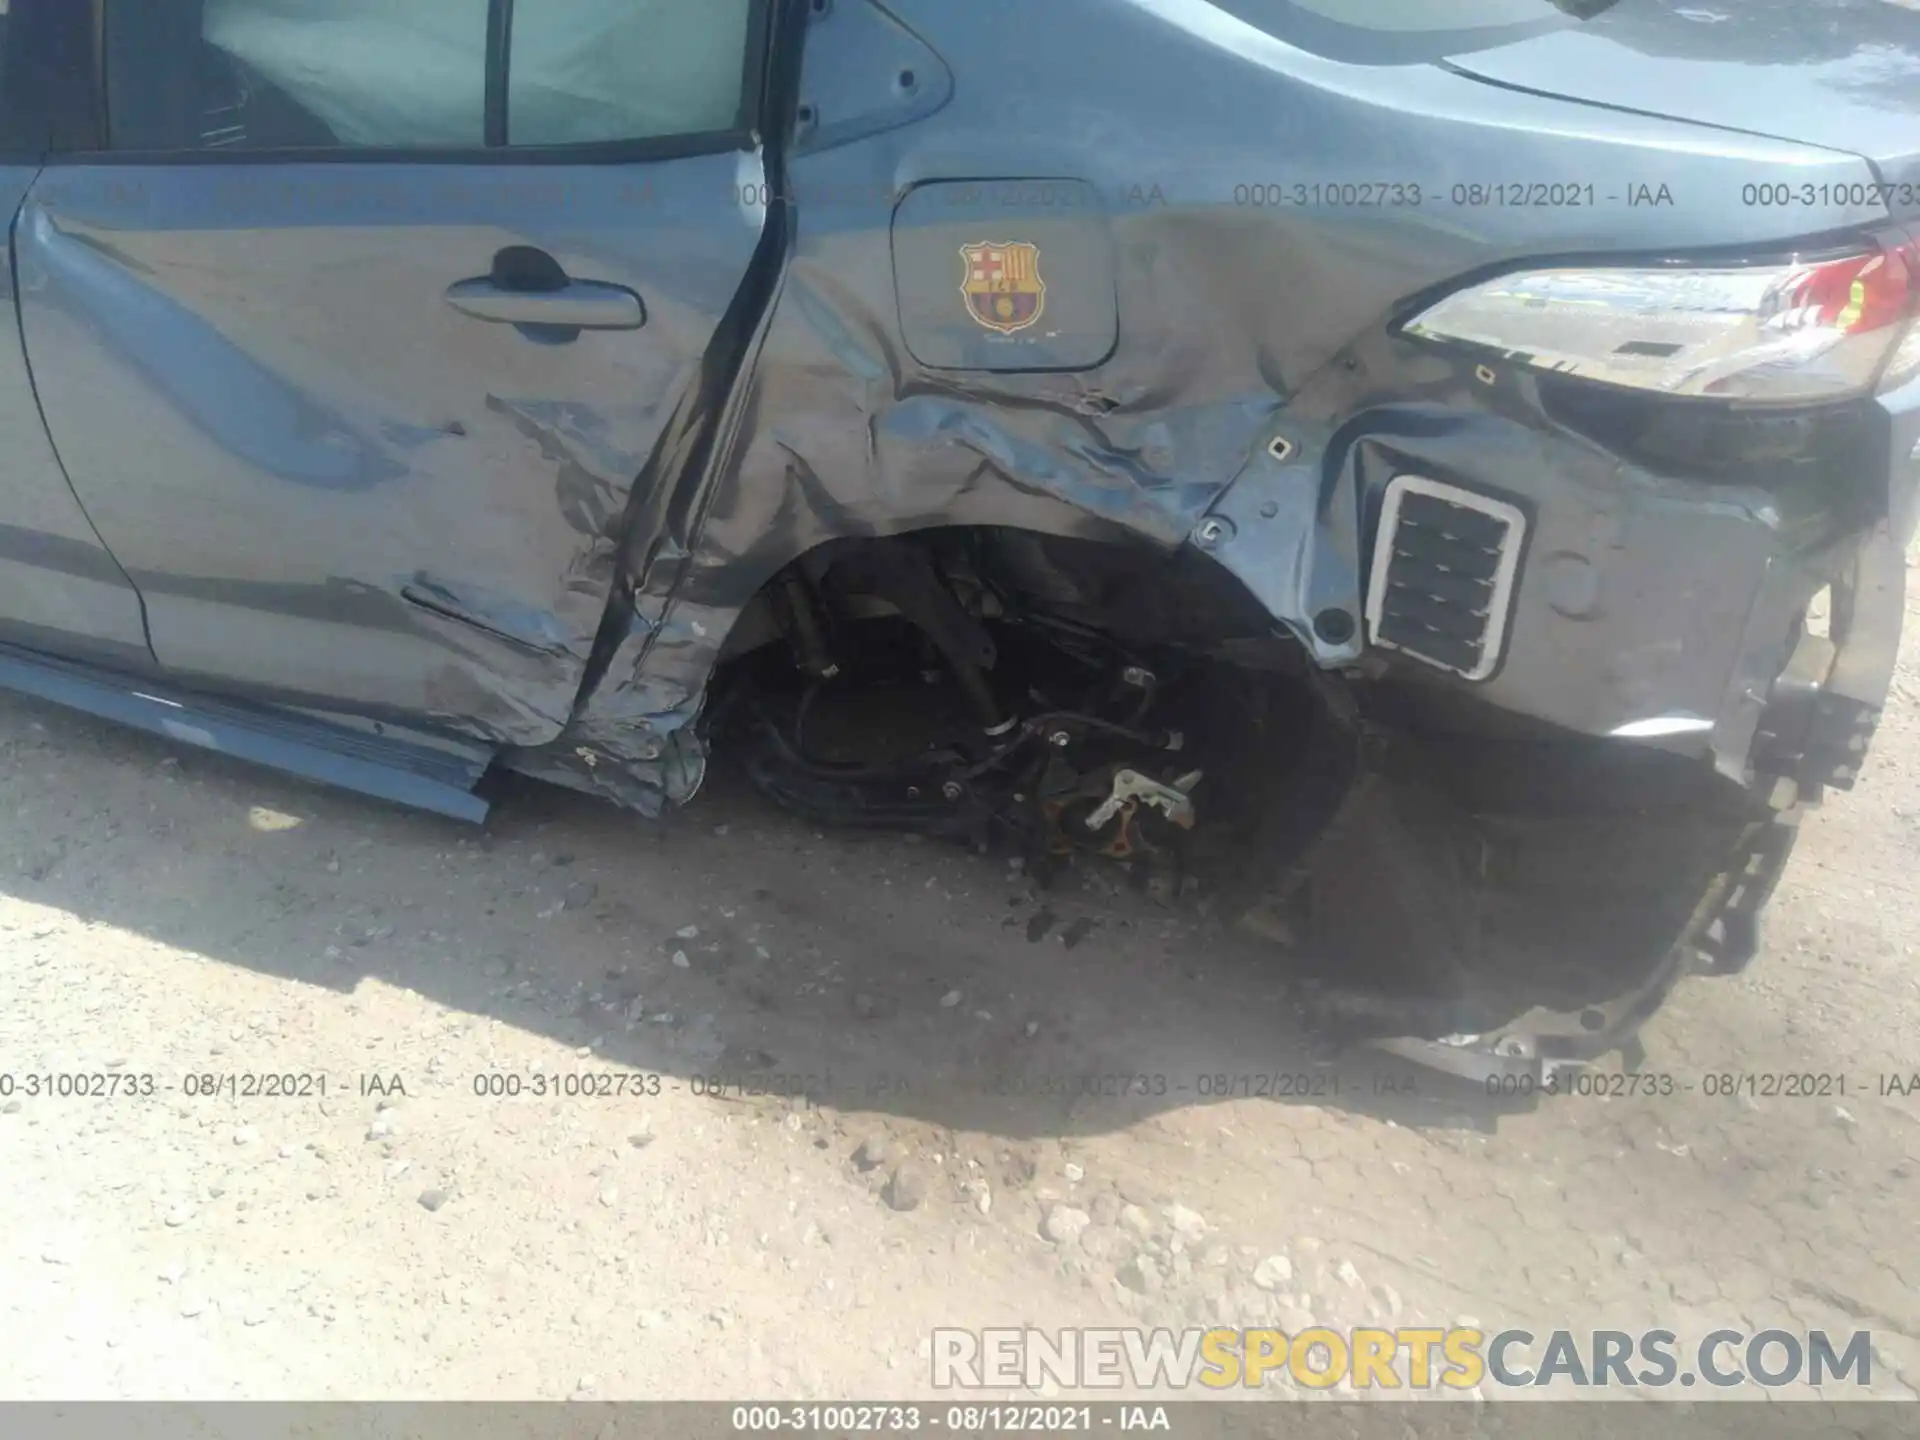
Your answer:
(444, 277), (646, 330)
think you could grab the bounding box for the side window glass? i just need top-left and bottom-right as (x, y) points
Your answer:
(508, 0), (754, 146)
(108, 1), (491, 152)
(105, 0), (756, 154)
(206, 0), (489, 149)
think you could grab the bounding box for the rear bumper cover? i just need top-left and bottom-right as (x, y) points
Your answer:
(1201, 362), (1919, 1082)
(1202, 362), (1920, 798)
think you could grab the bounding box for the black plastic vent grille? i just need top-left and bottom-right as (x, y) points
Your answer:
(1366, 477), (1525, 681)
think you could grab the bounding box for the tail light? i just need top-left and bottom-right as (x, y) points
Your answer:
(1404, 231), (1920, 403)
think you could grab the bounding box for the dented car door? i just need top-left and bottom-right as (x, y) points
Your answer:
(0, 7), (153, 671)
(14, 0), (771, 745)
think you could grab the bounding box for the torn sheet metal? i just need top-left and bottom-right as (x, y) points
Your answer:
(551, 0), (1898, 803)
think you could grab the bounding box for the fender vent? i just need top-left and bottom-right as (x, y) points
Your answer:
(1365, 475), (1525, 682)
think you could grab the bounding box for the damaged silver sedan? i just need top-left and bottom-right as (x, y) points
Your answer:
(0, 0), (1915, 1081)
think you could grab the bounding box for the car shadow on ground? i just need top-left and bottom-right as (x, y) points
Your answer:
(0, 691), (1542, 1142)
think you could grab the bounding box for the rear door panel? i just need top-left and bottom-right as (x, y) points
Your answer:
(17, 155), (765, 743)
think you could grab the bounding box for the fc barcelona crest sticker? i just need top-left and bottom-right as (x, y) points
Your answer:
(959, 240), (1046, 335)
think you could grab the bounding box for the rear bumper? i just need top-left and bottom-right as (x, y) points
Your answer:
(1306, 508), (1902, 1080)
(1204, 366), (1918, 1082)
(1203, 368), (1920, 800)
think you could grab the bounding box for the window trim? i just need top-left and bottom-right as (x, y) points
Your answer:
(60, 0), (774, 165)
(483, 0), (513, 150)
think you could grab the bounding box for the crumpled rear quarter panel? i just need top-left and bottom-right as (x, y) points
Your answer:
(572, 0), (1891, 786)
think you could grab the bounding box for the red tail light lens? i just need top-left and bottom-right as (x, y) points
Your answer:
(1775, 244), (1913, 337)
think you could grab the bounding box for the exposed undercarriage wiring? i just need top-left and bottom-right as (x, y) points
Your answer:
(709, 528), (1787, 1077)
(713, 529), (1319, 894)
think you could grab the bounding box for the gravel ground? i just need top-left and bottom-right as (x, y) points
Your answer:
(3, 573), (1919, 1402)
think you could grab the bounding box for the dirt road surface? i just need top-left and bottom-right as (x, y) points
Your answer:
(4, 575), (1920, 1404)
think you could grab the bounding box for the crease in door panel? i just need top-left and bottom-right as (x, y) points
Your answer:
(8, 188), (159, 666)
(400, 578), (576, 658)
(24, 204), (405, 492)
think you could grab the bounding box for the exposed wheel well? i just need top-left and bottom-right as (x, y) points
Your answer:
(703, 525), (1778, 1067)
